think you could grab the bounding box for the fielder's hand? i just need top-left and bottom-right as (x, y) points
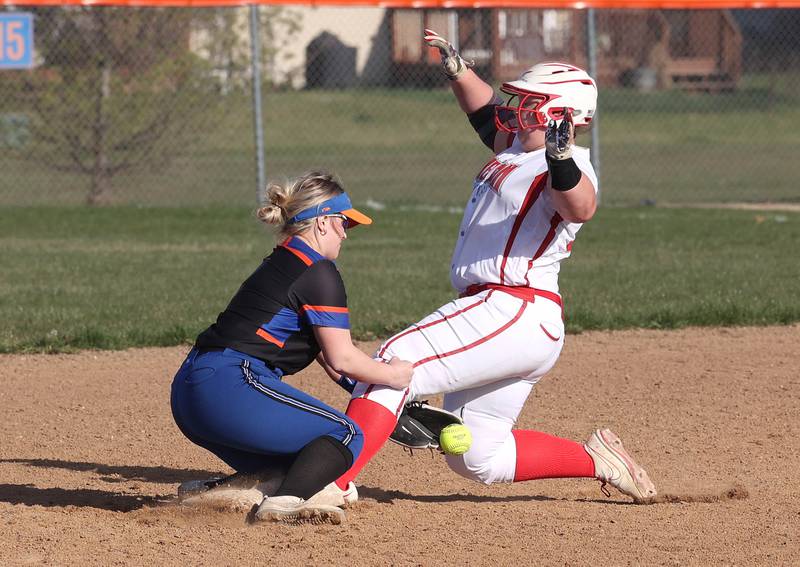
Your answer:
(423, 28), (473, 80)
(387, 357), (414, 389)
(545, 109), (575, 161)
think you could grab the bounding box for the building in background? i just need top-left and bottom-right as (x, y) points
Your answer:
(189, 7), (743, 92)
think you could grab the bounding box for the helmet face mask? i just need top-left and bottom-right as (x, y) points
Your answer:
(495, 62), (597, 134)
(495, 89), (569, 133)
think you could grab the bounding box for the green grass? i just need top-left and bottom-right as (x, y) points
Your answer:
(1, 205), (798, 353)
(563, 207), (800, 330)
(2, 79), (799, 207)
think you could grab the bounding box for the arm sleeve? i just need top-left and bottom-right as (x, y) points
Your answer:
(290, 261), (350, 329)
(467, 103), (500, 150)
(467, 93), (509, 151)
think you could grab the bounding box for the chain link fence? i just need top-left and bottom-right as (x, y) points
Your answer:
(1, 6), (798, 208)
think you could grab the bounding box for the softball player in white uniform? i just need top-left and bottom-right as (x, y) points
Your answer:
(328, 31), (656, 504)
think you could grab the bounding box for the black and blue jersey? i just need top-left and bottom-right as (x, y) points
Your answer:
(195, 236), (349, 375)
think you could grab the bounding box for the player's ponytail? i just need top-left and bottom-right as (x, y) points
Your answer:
(256, 171), (344, 238)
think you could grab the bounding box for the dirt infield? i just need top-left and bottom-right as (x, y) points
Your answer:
(1, 325), (798, 566)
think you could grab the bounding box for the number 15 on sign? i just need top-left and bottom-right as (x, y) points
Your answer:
(0, 13), (34, 69)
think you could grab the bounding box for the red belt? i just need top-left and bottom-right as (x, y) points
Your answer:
(461, 283), (563, 308)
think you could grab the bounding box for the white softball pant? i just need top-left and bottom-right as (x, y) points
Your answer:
(352, 288), (565, 484)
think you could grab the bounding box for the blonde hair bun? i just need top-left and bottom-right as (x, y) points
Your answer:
(256, 183), (291, 225)
(256, 171), (345, 237)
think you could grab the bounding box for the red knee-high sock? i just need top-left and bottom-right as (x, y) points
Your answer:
(335, 398), (398, 489)
(512, 430), (595, 481)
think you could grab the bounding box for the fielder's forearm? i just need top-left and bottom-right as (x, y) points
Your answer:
(314, 326), (406, 389)
(317, 353), (358, 394)
(325, 345), (402, 388)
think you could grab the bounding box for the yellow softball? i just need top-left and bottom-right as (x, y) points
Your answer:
(439, 424), (472, 455)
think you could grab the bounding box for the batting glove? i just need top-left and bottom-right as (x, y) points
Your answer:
(423, 28), (474, 81)
(545, 109), (575, 161)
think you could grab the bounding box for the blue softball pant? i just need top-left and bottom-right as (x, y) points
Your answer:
(170, 348), (363, 473)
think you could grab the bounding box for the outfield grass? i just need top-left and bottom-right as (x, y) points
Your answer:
(2, 78), (799, 208)
(1, 205), (798, 353)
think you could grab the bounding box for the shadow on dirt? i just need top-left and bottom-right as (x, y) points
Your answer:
(0, 484), (170, 512)
(0, 458), (219, 484)
(358, 485), (633, 505)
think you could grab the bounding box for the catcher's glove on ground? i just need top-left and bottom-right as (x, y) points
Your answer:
(423, 29), (474, 80)
(389, 401), (463, 450)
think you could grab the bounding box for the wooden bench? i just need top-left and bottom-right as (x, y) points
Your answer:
(667, 57), (734, 92)
(668, 57), (717, 78)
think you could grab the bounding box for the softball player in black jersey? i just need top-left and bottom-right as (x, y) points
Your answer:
(171, 172), (412, 524)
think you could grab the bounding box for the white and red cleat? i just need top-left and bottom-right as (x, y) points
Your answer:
(585, 428), (657, 503)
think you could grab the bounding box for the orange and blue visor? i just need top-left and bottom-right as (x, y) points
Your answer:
(288, 192), (372, 228)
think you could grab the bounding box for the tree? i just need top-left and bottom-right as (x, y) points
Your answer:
(20, 8), (219, 205)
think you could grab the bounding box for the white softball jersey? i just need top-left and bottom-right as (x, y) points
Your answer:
(451, 139), (598, 295)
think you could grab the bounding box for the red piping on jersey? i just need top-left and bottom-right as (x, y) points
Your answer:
(533, 213), (564, 261)
(499, 172), (548, 284)
(524, 212), (564, 287)
(281, 239), (313, 266)
(256, 328), (285, 348)
(376, 294), (491, 359)
(302, 305), (349, 313)
(413, 299), (528, 368)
